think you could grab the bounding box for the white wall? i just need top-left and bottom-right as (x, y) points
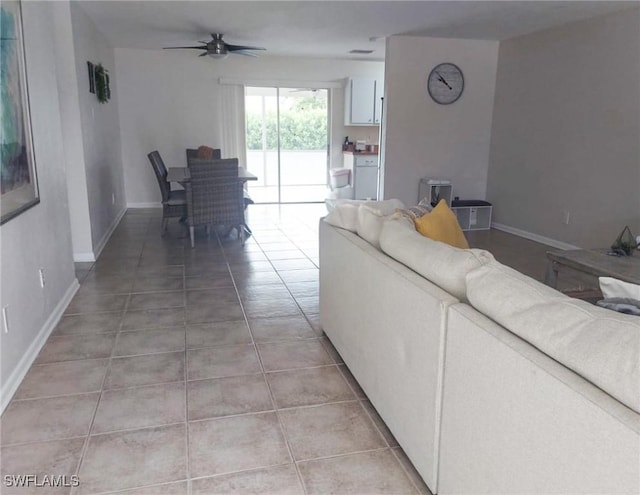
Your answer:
(382, 35), (499, 206)
(114, 49), (383, 205)
(487, 9), (640, 248)
(70, 3), (126, 255)
(0, 2), (78, 411)
(52, 1), (93, 260)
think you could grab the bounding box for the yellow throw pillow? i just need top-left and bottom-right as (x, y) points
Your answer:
(414, 199), (469, 249)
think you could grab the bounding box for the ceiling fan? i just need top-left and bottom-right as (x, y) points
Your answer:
(163, 33), (266, 59)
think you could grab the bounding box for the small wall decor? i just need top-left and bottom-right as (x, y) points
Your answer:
(611, 226), (637, 256)
(87, 61), (95, 93)
(1, 0), (40, 225)
(93, 63), (110, 103)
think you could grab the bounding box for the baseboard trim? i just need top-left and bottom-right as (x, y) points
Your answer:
(73, 252), (96, 262)
(72, 207), (126, 263)
(127, 202), (161, 209)
(492, 222), (580, 250)
(0, 278), (80, 414)
(92, 207), (126, 260)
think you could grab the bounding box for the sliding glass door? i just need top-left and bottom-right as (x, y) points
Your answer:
(245, 86), (328, 203)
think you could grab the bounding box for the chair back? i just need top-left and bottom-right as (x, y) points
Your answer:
(186, 147), (222, 164)
(186, 165), (244, 228)
(188, 158), (239, 178)
(148, 151), (171, 202)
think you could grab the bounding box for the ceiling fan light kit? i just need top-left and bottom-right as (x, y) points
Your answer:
(163, 33), (265, 59)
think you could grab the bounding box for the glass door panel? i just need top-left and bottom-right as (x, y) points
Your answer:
(245, 87), (328, 203)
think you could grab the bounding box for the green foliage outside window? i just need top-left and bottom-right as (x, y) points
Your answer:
(246, 96), (327, 151)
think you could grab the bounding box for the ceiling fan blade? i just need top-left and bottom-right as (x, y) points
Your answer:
(226, 43), (266, 52)
(231, 50), (259, 57)
(199, 52), (210, 57)
(163, 45), (208, 50)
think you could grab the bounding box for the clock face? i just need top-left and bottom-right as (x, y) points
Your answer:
(427, 63), (464, 105)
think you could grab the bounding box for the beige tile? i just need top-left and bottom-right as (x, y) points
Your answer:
(105, 352), (184, 390)
(1, 393), (99, 445)
(35, 333), (116, 364)
(298, 449), (418, 494)
(54, 312), (122, 335)
(243, 298), (302, 319)
(392, 447), (433, 495)
(102, 481), (188, 495)
(132, 276), (184, 293)
(238, 285), (291, 301)
(338, 364), (367, 399)
(284, 281), (318, 298)
(294, 296), (319, 315)
(278, 269), (318, 284)
(113, 328), (185, 357)
(362, 400), (399, 447)
(257, 340), (333, 372)
(64, 293), (129, 315)
(121, 308), (185, 331)
(15, 359), (108, 400)
(304, 313), (323, 336)
(186, 321), (252, 348)
(248, 315), (316, 343)
(78, 424), (187, 494)
(188, 412), (290, 478)
(233, 271), (283, 287)
(92, 382), (185, 434)
(279, 401), (385, 461)
(187, 345), (261, 380)
(191, 464), (304, 495)
(128, 291), (185, 311)
(0, 438), (85, 495)
(267, 366), (354, 409)
(187, 374), (272, 421)
(319, 337), (343, 363)
(185, 274), (235, 290)
(185, 303), (245, 324)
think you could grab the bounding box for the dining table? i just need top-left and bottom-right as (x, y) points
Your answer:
(166, 166), (258, 184)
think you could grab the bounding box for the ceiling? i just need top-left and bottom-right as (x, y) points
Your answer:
(75, 1), (637, 61)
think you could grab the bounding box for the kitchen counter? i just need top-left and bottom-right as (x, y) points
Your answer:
(343, 150), (379, 156)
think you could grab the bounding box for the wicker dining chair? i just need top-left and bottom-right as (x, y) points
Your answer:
(186, 147), (222, 164)
(148, 151), (187, 235)
(185, 162), (246, 248)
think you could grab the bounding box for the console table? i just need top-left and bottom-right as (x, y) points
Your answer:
(545, 248), (640, 288)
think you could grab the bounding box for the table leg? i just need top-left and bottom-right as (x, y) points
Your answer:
(545, 260), (559, 288)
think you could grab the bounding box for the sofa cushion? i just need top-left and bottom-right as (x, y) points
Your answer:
(600, 277), (640, 300)
(379, 217), (494, 300)
(325, 199), (404, 233)
(414, 200), (469, 249)
(466, 260), (640, 414)
(357, 205), (414, 250)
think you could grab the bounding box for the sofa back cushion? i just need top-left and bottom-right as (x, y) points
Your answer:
(324, 199), (405, 233)
(466, 260), (640, 414)
(379, 218), (494, 300)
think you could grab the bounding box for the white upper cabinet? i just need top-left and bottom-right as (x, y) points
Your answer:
(345, 77), (383, 126)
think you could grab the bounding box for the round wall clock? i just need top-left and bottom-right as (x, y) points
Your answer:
(427, 63), (464, 105)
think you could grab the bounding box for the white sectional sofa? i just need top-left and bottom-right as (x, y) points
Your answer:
(319, 214), (640, 495)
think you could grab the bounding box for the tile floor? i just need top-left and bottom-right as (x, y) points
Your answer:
(1, 203), (593, 495)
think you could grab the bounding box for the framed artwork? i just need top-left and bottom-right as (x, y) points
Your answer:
(87, 61), (95, 94)
(1, 0), (39, 225)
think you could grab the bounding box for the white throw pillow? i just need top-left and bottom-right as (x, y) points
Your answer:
(324, 199), (405, 233)
(357, 206), (413, 249)
(379, 218), (494, 300)
(599, 277), (640, 300)
(467, 260), (640, 414)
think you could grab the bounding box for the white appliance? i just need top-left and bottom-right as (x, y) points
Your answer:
(354, 156), (378, 200)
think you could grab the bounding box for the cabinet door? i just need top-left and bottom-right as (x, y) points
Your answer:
(349, 78), (375, 124)
(374, 78), (384, 124)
